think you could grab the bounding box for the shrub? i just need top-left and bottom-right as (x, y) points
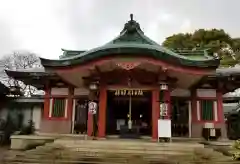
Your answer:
(232, 139), (240, 160)
(0, 115), (18, 145)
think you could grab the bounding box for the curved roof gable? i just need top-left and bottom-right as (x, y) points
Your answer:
(40, 14), (220, 68)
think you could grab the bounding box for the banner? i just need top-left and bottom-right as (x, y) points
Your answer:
(88, 101), (97, 115)
(114, 89), (143, 96)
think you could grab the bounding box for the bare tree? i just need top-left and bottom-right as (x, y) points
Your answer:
(0, 51), (42, 96)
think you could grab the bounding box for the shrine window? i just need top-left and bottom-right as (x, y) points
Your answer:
(50, 98), (67, 118)
(200, 100), (214, 121)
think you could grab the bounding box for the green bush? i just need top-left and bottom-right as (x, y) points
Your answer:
(232, 139), (240, 160)
(0, 114), (18, 145)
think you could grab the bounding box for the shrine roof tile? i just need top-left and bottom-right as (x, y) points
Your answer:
(40, 14), (220, 69)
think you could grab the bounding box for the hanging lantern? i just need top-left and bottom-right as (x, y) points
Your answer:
(89, 82), (98, 90)
(116, 62), (140, 70)
(9, 87), (17, 92)
(56, 82), (64, 87)
(159, 82), (168, 90)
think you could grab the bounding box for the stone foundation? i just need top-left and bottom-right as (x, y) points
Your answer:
(191, 122), (227, 139)
(10, 135), (54, 150)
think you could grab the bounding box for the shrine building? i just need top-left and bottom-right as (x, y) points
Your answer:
(6, 15), (240, 140)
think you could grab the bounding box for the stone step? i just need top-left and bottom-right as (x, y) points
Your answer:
(55, 140), (202, 147)
(6, 140), (233, 164)
(4, 151), (184, 164)
(3, 148), (233, 164)
(9, 153), (182, 159)
(66, 147), (188, 155)
(54, 140), (203, 150)
(3, 158), (124, 164)
(4, 156), (127, 163)
(3, 154), (233, 164)
(53, 143), (202, 153)
(4, 151), (194, 164)
(54, 139), (203, 148)
(63, 146), (195, 154)
(60, 144), (198, 151)
(4, 152), (185, 162)
(5, 149), (191, 161)
(12, 150), (187, 158)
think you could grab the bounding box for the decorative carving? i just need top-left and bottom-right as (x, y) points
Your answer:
(120, 14), (143, 35)
(130, 13), (133, 21)
(116, 62), (140, 70)
(112, 14), (154, 44)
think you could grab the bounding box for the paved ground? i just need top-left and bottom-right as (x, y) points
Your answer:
(1, 141), (235, 163)
(0, 146), (10, 160)
(202, 140), (234, 146)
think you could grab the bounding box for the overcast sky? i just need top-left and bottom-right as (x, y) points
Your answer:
(0, 0), (239, 59)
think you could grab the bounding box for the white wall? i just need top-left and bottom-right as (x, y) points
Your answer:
(22, 108), (31, 126)
(51, 87), (90, 96)
(74, 88), (89, 95)
(32, 106), (42, 130)
(171, 88), (191, 97)
(196, 89), (216, 98)
(51, 88), (69, 95)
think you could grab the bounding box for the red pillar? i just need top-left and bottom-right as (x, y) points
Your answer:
(152, 87), (159, 140)
(191, 90), (197, 123)
(217, 90), (224, 123)
(98, 85), (107, 138)
(87, 91), (93, 136)
(43, 84), (50, 119)
(68, 87), (74, 121)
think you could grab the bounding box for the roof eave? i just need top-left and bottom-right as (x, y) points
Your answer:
(5, 70), (59, 90)
(5, 69), (57, 78)
(40, 46), (220, 68)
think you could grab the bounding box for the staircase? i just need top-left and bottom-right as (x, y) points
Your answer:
(2, 138), (233, 164)
(54, 138), (204, 156)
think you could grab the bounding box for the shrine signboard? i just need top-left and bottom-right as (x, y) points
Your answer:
(114, 89), (143, 96)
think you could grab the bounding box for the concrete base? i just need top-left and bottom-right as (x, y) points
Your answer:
(10, 135), (55, 150)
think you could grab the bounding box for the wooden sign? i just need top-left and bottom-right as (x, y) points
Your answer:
(114, 89), (143, 96)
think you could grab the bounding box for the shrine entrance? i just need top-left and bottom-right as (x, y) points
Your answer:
(171, 97), (189, 137)
(106, 89), (152, 138)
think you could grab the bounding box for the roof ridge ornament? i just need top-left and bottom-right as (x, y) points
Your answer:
(120, 14), (144, 34)
(130, 13), (133, 21)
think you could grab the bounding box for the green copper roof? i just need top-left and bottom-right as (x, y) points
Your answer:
(59, 49), (86, 59)
(40, 14), (220, 68)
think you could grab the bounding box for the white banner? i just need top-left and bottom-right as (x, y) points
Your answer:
(88, 101), (97, 115)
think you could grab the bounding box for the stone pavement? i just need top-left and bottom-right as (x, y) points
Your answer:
(0, 146), (10, 160)
(1, 139), (237, 163)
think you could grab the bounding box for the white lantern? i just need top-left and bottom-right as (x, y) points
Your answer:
(89, 82), (98, 90)
(160, 103), (168, 116)
(9, 87), (17, 92)
(160, 83), (168, 90)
